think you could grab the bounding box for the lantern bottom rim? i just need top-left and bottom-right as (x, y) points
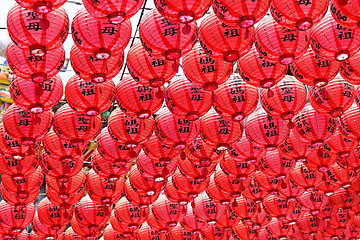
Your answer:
(296, 18), (313, 31)
(33, 1), (53, 14)
(178, 10), (195, 24)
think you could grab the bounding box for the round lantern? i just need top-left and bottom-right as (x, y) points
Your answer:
(165, 176), (191, 205)
(276, 178), (304, 202)
(108, 108), (154, 148)
(172, 169), (209, 199)
(71, 217), (105, 240)
(185, 137), (223, 167)
(136, 222), (163, 240)
(46, 185), (84, 209)
(338, 104), (360, 140)
(311, 14), (360, 61)
(177, 156), (217, 182)
(293, 103), (337, 147)
(305, 144), (337, 172)
(231, 196), (257, 224)
(331, 188), (359, 210)
(0, 200), (35, 232)
(114, 197), (149, 230)
(199, 13), (254, 62)
(266, 218), (291, 240)
(139, 9), (198, 61)
(201, 225), (228, 240)
(116, 76), (164, 119)
(192, 193), (226, 225)
(220, 153), (256, 181)
(0, 154), (39, 181)
(0, 184), (39, 208)
(255, 16), (310, 65)
(308, 77), (355, 117)
(3, 104), (52, 145)
(53, 104), (102, 145)
(15, 0), (66, 13)
(182, 43), (233, 91)
(103, 225), (127, 240)
(330, 0), (360, 28)
(70, 45), (124, 83)
(180, 203), (206, 234)
(215, 206), (240, 231)
(246, 204), (271, 230)
(245, 107), (290, 151)
(315, 176), (340, 197)
(258, 150), (295, 179)
(285, 201), (305, 224)
(253, 170), (282, 195)
(290, 48), (340, 87)
(326, 163), (359, 188)
(228, 134), (264, 164)
(260, 76), (307, 120)
(168, 224), (193, 240)
(129, 165), (164, 196)
(71, 9), (131, 59)
(147, 210), (171, 234)
(152, 194), (186, 228)
(337, 144), (360, 171)
(10, 75), (63, 114)
(296, 213), (325, 235)
(290, 163), (322, 191)
(214, 168), (250, 198)
(232, 222), (257, 240)
(124, 180), (160, 208)
(155, 108), (200, 150)
(262, 195), (295, 220)
(65, 75), (115, 116)
(340, 50), (360, 85)
(7, 5), (69, 56)
(278, 130), (311, 162)
(0, 123), (32, 160)
(37, 198), (72, 230)
(2, 230), (29, 240)
(241, 177), (268, 203)
(110, 211), (140, 236)
(298, 190), (329, 215)
(206, 175), (232, 205)
(7, 42), (65, 83)
(213, 73), (259, 121)
(200, 108), (244, 150)
(326, 130), (358, 159)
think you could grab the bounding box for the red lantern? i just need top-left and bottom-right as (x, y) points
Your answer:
(0, 154), (39, 181)
(192, 193), (226, 225)
(201, 225), (228, 240)
(31, 230), (61, 240)
(200, 108), (244, 150)
(215, 206), (240, 231)
(86, 169), (124, 206)
(147, 210), (171, 234)
(177, 156), (216, 182)
(242, 177), (268, 203)
(228, 134), (264, 164)
(10, 75), (63, 114)
(172, 169), (209, 199)
(232, 196), (257, 225)
(110, 211), (139, 236)
(108, 108), (154, 148)
(315, 177), (340, 197)
(253, 170), (281, 195)
(293, 104), (337, 147)
(71, 9), (131, 59)
(182, 43), (233, 91)
(219, 153), (257, 180)
(213, 74), (258, 121)
(7, 42), (65, 83)
(3, 104), (52, 145)
(290, 162), (322, 191)
(152, 194), (186, 228)
(185, 137), (223, 167)
(343, 225), (360, 239)
(37, 198), (72, 230)
(136, 223), (164, 240)
(245, 107), (289, 151)
(329, 208), (354, 229)
(290, 48), (340, 87)
(46, 185), (85, 209)
(266, 219), (291, 240)
(232, 222), (257, 240)
(237, 47), (287, 89)
(82, 0), (145, 23)
(277, 178), (304, 202)
(258, 150), (295, 179)
(53, 104), (102, 145)
(331, 188), (359, 211)
(326, 163), (359, 188)
(206, 175), (232, 205)
(199, 13), (254, 62)
(180, 203), (206, 234)
(1, 230), (29, 240)
(326, 130), (358, 159)
(129, 165), (165, 196)
(298, 190), (329, 215)
(114, 197), (149, 230)
(311, 14), (360, 61)
(70, 45), (124, 83)
(308, 77), (355, 117)
(260, 76), (307, 120)
(340, 50), (360, 85)
(165, 176), (191, 205)
(116, 76), (164, 119)
(168, 224), (193, 240)
(7, 5), (69, 56)
(297, 213), (325, 235)
(262, 195), (295, 220)
(214, 168), (251, 198)
(246, 204), (271, 230)
(338, 104), (360, 140)
(330, 0), (360, 28)
(0, 200), (35, 233)
(139, 9), (198, 61)
(71, 216), (105, 240)
(155, 108), (200, 150)
(278, 130), (311, 163)
(305, 144), (337, 172)
(337, 145), (360, 171)
(103, 225), (129, 240)
(1, 184), (39, 208)
(15, 0), (66, 13)
(285, 201), (305, 225)
(124, 180), (160, 208)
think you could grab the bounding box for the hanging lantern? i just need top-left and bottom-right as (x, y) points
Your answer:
(114, 197), (149, 230)
(308, 77), (355, 117)
(129, 165), (165, 196)
(136, 223), (164, 240)
(7, 42), (65, 83)
(155, 108), (200, 150)
(15, 0), (67, 13)
(199, 13), (254, 62)
(180, 203), (206, 235)
(3, 104), (52, 145)
(228, 134), (264, 164)
(262, 195), (295, 220)
(65, 75), (115, 116)
(201, 225), (228, 240)
(285, 201), (305, 225)
(70, 45), (124, 83)
(0, 200), (35, 233)
(147, 210), (171, 234)
(53, 104), (102, 145)
(329, 209), (353, 229)
(276, 178), (304, 202)
(110, 211), (140, 236)
(1, 184), (39, 208)
(297, 190), (329, 215)
(103, 225), (128, 240)
(258, 150), (295, 179)
(168, 224), (193, 240)
(326, 163), (359, 188)
(213, 74), (259, 121)
(152, 194), (186, 228)
(331, 188), (359, 211)
(231, 196), (257, 225)
(46, 185), (85, 209)
(7, 5), (69, 56)
(253, 170), (281, 195)
(245, 107), (289, 151)
(247, 204), (271, 230)
(305, 143), (337, 172)
(337, 144), (360, 171)
(108, 108), (154, 148)
(0, 123), (32, 160)
(215, 206), (240, 232)
(220, 153), (256, 182)
(37, 197), (72, 230)
(293, 103), (337, 147)
(340, 50), (360, 85)
(278, 130), (311, 163)
(330, 0), (360, 28)
(338, 104), (360, 140)
(124, 180), (160, 208)
(177, 156), (217, 182)
(116, 76), (164, 119)
(311, 14), (360, 61)
(290, 48), (340, 87)
(260, 76), (307, 120)
(192, 193), (226, 225)
(214, 168), (250, 198)
(165, 176), (191, 205)
(326, 130), (358, 159)
(182, 43), (233, 91)
(10, 75), (63, 114)
(315, 176), (340, 197)
(172, 169), (209, 199)
(232, 222), (257, 240)
(0, 154), (39, 181)
(71, 9), (131, 59)
(266, 218), (291, 240)
(139, 9), (198, 61)
(185, 137), (223, 167)
(206, 174), (232, 205)
(290, 163), (322, 191)
(255, 16), (310, 65)
(71, 216), (105, 240)
(241, 177), (268, 203)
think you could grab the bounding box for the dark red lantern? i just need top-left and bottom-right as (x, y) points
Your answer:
(228, 134), (265, 164)
(290, 162), (322, 191)
(116, 76), (164, 119)
(37, 197), (72, 230)
(0, 154), (39, 181)
(199, 13), (254, 62)
(114, 197), (149, 230)
(7, 5), (69, 56)
(0, 200), (35, 233)
(213, 73), (259, 121)
(185, 137), (223, 167)
(258, 150), (295, 179)
(192, 193), (226, 225)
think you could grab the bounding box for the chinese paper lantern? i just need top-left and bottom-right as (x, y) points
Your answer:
(46, 168), (85, 198)
(277, 178), (304, 202)
(0, 123), (32, 160)
(290, 48), (340, 87)
(253, 170), (281, 195)
(116, 76), (164, 119)
(165, 176), (191, 205)
(308, 77), (355, 117)
(200, 108), (244, 150)
(166, 76), (212, 121)
(129, 165), (165, 196)
(255, 16), (310, 65)
(3, 104), (52, 145)
(182, 43), (233, 91)
(220, 151), (257, 180)
(103, 225), (127, 240)
(278, 130), (311, 163)
(0, 184), (39, 208)
(53, 104), (102, 145)
(329, 208), (354, 229)
(297, 212), (325, 235)
(330, 0), (360, 28)
(241, 177), (268, 203)
(326, 130), (358, 159)
(331, 188), (359, 210)
(258, 150), (295, 179)
(0, 154), (39, 181)
(201, 225), (228, 240)
(125, 180), (160, 208)
(46, 185), (85, 209)
(2, 230), (29, 240)
(7, 42), (65, 83)
(177, 156), (216, 182)
(214, 168), (250, 198)
(108, 108), (154, 148)
(199, 14), (254, 62)
(136, 223), (164, 240)
(247, 204), (271, 230)
(338, 104), (360, 140)
(15, 0), (66, 13)
(37, 197), (73, 230)
(293, 104), (337, 147)
(266, 218), (290, 240)
(7, 5), (69, 56)
(184, 137), (223, 167)
(139, 9), (198, 61)
(213, 74), (259, 121)
(231, 196), (257, 225)
(315, 176), (340, 197)
(172, 169), (209, 199)
(0, 201), (35, 232)
(114, 197), (149, 230)
(152, 194), (186, 228)
(10, 74), (63, 114)
(305, 144), (337, 173)
(262, 195), (295, 220)
(311, 14), (360, 61)
(245, 107), (289, 151)
(180, 203), (206, 235)
(168, 224), (193, 240)
(71, 216), (105, 240)
(343, 225), (360, 239)
(228, 134), (264, 164)
(70, 45), (123, 83)
(155, 108), (200, 150)
(298, 190), (329, 214)
(147, 210), (172, 233)
(232, 222), (257, 240)
(86, 169), (124, 206)
(215, 206), (240, 231)
(326, 163), (359, 188)
(285, 200), (304, 224)
(340, 50), (360, 85)
(206, 175), (232, 205)
(260, 76), (307, 120)
(71, 9), (131, 59)
(237, 47), (287, 88)
(110, 211), (140, 236)
(192, 193), (226, 225)
(290, 162), (322, 191)
(337, 145), (360, 171)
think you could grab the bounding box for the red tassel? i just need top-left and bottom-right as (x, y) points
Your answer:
(35, 84), (44, 96)
(182, 24), (191, 35)
(245, 29), (252, 39)
(75, 146), (81, 156)
(142, 208), (147, 218)
(180, 152), (186, 160)
(156, 88), (164, 99)
(191, 200), (195, 209)
(267, 89), (274, 98)
(129, 149), (137, 158)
